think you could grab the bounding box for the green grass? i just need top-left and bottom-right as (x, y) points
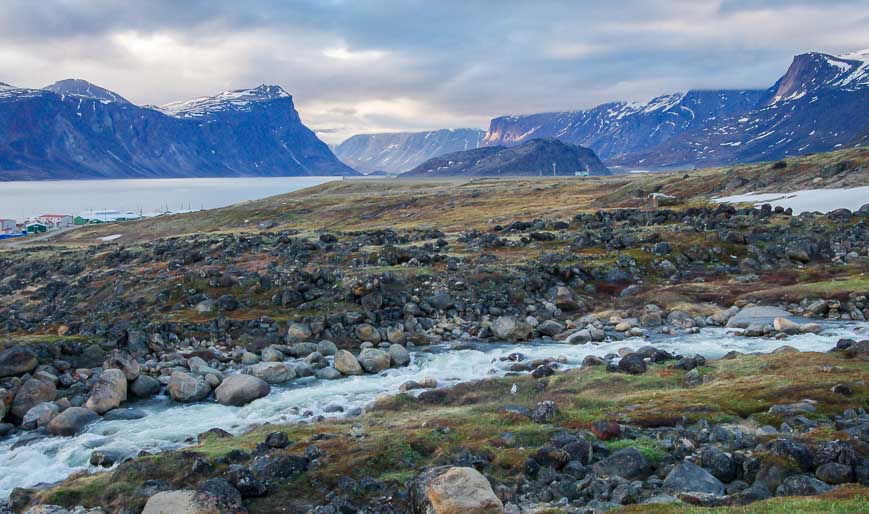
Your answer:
(605, 437), (667, 463)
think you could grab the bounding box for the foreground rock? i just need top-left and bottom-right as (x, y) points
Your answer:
(334, 350), (363, 376)
(84, 369), (127, 414)
(168, 372), (211, 402)
(412, 466), (505, 514)
(214, 375), (270, 406)
(0, 346), (38, 377)
(141, 487), (244, 514)
(47, 407), (100, 436)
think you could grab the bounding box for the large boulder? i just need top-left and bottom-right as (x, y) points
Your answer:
(130, 375), (161, 398)
(618, 353), (647, 374)
(663, 462), (725, 495)
(215, 375), (270, 406)
(355, 324), (382, 343)
(85, 369), (128, 414)
(357, 348), (391, 374)
(248, 362), (295, 384)
(412, 466), (505, 514)
(727, 306), (793, 328)
(550, 286), (582, 311)
(47, 407), (99, 436)
(775, 474), (833, 496)
(773, 317), (801, 335)
(168, 371), (211, 403)
(141, 488), (243, 514)
(492, 316), (532, 341)
(334, 350), (363, 375)
(21, 402), (60, 430)
(0, 346), (38, 378)
(388, 344), (411, 367)
(591, 447), (651, 480)
(11, 378), (56, 421)
(103, 350), (141, 381)
(286, 322), (313, 343)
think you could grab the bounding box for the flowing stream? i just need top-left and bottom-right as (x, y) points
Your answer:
(1, 324), (866, 498)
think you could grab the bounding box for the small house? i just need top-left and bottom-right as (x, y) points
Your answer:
(0, 219), (17, 233)
(37, 214), (74, 229)
(26, 222), (48, 234)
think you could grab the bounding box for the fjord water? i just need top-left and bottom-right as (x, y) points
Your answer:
(0, 177), (339, 220)
(1, 324), (866, 498)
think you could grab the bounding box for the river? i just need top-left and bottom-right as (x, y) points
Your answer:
(1, 323), (866, 498)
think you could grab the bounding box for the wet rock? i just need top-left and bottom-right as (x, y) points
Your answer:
(317, 340), (338, 356)
(21, 402), (60, 430)
(388, 344), (411, 367)
(355, 324), (381, 343)
(492, 316), (532, 341)
(537, 320), (565, 337)
(0, 346), (38, 378)
(314, 367), (341, 380)
(664, 462), (725, 495)
(168, 371), (211, 403)
(85, 369), (127, 414)
(286, 322), (313, 343)
(334, 350), (363, 375)
(357, 348), (390, 373)
(215, 375), (270, 407)
(130, 375), (161, 398)
(47, 407), (99, 436)
(591, 447), (651, 480)
(248, 362), (294, 384)
(411, 466), (505, 514)
(618, 354), (647, 375)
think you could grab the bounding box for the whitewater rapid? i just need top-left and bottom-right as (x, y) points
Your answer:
(1, 324), (866, 497)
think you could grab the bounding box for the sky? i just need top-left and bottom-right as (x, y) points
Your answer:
(0, 0), (867, 144)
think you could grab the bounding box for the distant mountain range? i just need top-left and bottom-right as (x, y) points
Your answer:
(402, 138), (610, 177)
(0, 82), (355, 180)
(338, 50), (868, 173)
(484, 50), (868, 169)
(334, 129), (485, 173)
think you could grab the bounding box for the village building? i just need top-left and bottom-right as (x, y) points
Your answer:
(37, 214), (74, 229)
(75, 210), (140, 225)
(0, 219), (17, 233)
(25, 222), (48, 234)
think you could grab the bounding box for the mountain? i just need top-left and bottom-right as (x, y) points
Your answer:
(43, 78), (130, 104)
(334, 129), (485, 173)
(0, 82), (356, 180)
(612, 50), (869, 168)
(402, 138), (610, 177)
(483, 50), (868, 169)
(483, 90), (767, 162)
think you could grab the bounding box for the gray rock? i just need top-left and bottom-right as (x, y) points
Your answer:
(21, 402), (60, 430)
(815, 462), (853, 484)
(314, 367), (342, 380)
(214, 375), (270, 407)
(0, 346), (38, 378)
(492, 316), (532, 341)
(591, 448), (651, 480)
(12, 379), (57, 421)
(355, 324), (381, 343)
(537, 320), (565, 337)
(388, 344), (411, 367)
(775, 474), (833, 496)
(286, 322), (313, 343)
(85, 369), (127, 414)
(260, 346), (285, 362)
(663, 462), (725, 495)
(357, 348), (390, 373)
(130, 375), (161, 398)
(103, 350), (141, 381)
(47, 407), (99, 436)
(168, 371), (211, 402)
(334, 350), (363, 375)
(248, 362), (295, 384)
(316, 340), (338, 356)
(727, 306), (794, 328)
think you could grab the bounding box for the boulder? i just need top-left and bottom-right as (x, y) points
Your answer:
(618, 353), (647, 374)
(85, 369), (128, 414)
(103, 350), (141, 381)
(815, 462), (853, 484)
(388, 344), (411, 367)
(315, 367), (342, 380)
(21, 402), (60, 430)
(386, 325), (406, 344)
(47, 407), (99, 436)
(550, 286), (582, 311)
(536, 320), (565, 337)
(286, 322), (313, 343)
(334, 350), (363, 376)
(248, 362), (295, 384)
(261, 346), (285, 362)
(168, 371), (211, 403)
(130, 375), (161, 397)
(141, 489), (241, 514)
(773, 317), (801, 335)
(0, 346), (38, 378)
(412, 466), (505, 514)
(663, 462), (725, 495)
(215, 375), (270, 406)
(357, 348), (391, 373)
(775, 474), (833, 496)
(492, 316), (532, 341)
(727, 306), (793, 328)
(591, 447), (651, 480)
(12, 378), (57, 421)
(317, 340), (338, 356)
(355, 324), (381, 343)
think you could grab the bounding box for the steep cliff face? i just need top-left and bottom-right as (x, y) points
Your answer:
(483, 50), (869, 168)
(402, 138), (610, 177)
(0, 82), (356, 180)
(334, 129), (485, 173)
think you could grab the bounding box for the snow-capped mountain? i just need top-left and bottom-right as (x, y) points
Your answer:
(43, 79), (130, 104)
(614, 50), (869, 168)
(335, 129), (486, 173)
(484, 50), (868, 169)
(0, 82), (356, 180)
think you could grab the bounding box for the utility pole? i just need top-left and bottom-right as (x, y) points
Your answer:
(552, 162), (556, 177)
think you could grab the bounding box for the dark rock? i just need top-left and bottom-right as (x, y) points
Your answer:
(775, 474), (833, 496)
(618, 354), (647, 375)
(591, 447), (651, 480)
(663, 462), (726, 495)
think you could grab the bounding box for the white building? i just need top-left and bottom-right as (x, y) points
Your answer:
(37, 214), (74, 229)
(0, 219), (17, 234)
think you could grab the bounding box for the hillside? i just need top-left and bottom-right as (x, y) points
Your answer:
(0, 82), (356, 180)
(402, 138), (610, 178)
(335, 128), (485, 173)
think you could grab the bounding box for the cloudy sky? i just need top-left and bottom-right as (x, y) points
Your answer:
(1, 0), (867, 144)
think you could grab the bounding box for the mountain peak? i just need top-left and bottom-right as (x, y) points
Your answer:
(159, 85), (292, 118)
(768, 50), (868, 104)
(43, 78), (130, 104)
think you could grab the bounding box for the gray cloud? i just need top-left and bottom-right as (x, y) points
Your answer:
(1, 0), (867, 143)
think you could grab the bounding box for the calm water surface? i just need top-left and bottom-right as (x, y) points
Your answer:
(0, 177), (340, 220)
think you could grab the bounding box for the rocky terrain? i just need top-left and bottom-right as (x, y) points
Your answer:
(334, 129), (486, 174)
(402, 139), (610, 177)
(0, 82), (356, 180)
(483, 50), (868, 169)
(0, 148), (867, 513)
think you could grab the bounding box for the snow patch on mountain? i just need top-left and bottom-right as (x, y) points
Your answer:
(159, 85), (291, 118)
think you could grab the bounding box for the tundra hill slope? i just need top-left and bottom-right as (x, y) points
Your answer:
(34, 146), (869, 246)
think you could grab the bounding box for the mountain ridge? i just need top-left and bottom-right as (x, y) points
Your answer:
(335, 128), (486, 173)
